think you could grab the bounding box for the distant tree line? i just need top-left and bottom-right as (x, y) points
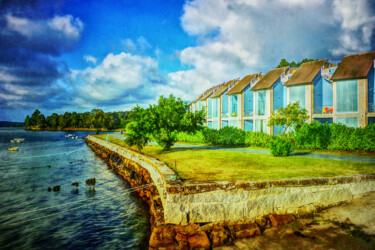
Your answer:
(25, 109), (129, 133)
(276, 58), (316, 68)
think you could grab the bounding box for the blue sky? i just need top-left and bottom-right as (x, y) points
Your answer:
(1, 0), (374, 121)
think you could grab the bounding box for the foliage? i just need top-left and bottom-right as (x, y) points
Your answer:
(203, 126), (246, 146)
(25, 109), (130, 130)
(245, 131), (274, 147)
(270, 136), (293, 157)
(148, 94), (206, 150)
(268, 101), (309, 134)
(328, 123), (375, 152)
(177, 131), (205, 144)
(276, 58), (316, 68)
(294, 121), (331, 149)
(124, 105), (152, 152)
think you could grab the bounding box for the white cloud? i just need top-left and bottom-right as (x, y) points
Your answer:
(83, 55), (97, 64)
(48, 15), (83, 39)
(167, 0), (375, 102)
(3, 83), (29, 95)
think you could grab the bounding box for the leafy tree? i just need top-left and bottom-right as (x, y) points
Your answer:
(36, 114), (46, 129)
(47, 113), (59, 129)
(24, 115), (31, 127)
(92, 109), (104, 134)
(31, 109), (41, 126)
(125, 105), (152, 152)
(277, 58), (289, 68)
(148, 94), (206, 150)
(267, 101), (309, 135)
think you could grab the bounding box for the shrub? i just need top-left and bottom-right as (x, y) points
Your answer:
(177, 130), (205, 143)
(245, 131), (274, 147)
(203, 126), (246, 146)
(294, 121), (331, 150)
(270, 136), (293, 157)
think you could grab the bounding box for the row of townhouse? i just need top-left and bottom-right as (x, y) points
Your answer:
(190, 51), (375, 135)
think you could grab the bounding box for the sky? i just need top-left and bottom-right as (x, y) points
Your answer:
(0, 0), (374, 122)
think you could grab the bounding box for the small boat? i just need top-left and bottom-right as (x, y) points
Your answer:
(65, 134), (74, 138)
(8, 147), (19, 151)
(10, 138), (25, 143)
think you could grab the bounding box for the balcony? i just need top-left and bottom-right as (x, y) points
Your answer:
(314, 105), (333, 114)
(221, 112), (229, 118)
(369, 103), (375, 113)
(244, 110), (253, 116)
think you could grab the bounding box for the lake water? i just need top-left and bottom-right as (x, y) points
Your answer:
(0, 128), (150, 249)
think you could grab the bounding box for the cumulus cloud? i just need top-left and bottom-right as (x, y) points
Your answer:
(168, 0), (375, 101)
(84, 55), (97, 64)
(71, 52), (166, 108)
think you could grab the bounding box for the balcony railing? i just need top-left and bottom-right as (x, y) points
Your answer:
(369, 103), (375, 113)
(314, 105), (333, 114)
(244, 110), (253, 116)
(221, 112), (229, 118)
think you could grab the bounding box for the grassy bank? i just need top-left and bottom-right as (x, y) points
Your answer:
(27, 126), (125, 132)
(95, 134), (375, 182)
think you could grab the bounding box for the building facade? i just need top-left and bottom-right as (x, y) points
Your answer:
(190, 51), (375, 134)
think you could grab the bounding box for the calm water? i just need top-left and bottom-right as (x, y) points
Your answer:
(0, 128), (150, 249)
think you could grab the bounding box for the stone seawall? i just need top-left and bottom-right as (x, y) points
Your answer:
(85, 135), (375, 249)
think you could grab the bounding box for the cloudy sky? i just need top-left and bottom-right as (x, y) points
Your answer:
(1, 0), (374, 121)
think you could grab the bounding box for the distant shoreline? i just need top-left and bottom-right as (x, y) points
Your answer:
(25, 127), (124, 132)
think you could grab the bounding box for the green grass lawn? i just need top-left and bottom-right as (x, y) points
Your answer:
(95, 134), (375, 182)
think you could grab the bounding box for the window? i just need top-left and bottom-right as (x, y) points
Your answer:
(244, 86), (254, 116)
(244, 120), (253, 132)
(336, 117), (358, 128)
(255, 119), (267, 132)
(222, 120), (228, 128)
(200, 101), (206, 111)
(273, 80), (286, 111)
(368, 117), (375, 125)
(314, 118), (333, 124)
(313, 76), (333, 114)
(213, 121), (219, 130)
(273, 125), (286, 135)
(231, 95), (238, 117)
(208, 121), (212, 128)
(194, 103), (197, 112)
(336, 80), (358, 113)
(222, 91), (229, 117)
(367, 67), (374, 112)
(289, 85), (305, 108)
(255, 90), (266, 116)
(208, 98), (212, 118)
(229, 120), (239, 128)
(213, 98), (219, 118)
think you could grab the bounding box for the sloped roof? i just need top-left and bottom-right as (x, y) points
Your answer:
(197, 84), (222, 101)
(284, 59), (327, 86)
(226, 73), (261, 95)
(251, 67), (289, 91)
(331, 51), (375, 81)
(210, 79), (237, 98)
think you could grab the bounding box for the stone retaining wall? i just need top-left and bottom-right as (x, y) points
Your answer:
(85, 135), (375, 249)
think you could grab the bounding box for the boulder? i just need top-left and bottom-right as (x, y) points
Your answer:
(188, 231), (210, 248)
(269, 214), (295, 227)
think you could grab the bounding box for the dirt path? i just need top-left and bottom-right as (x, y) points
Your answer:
(215, 192), (375, 250)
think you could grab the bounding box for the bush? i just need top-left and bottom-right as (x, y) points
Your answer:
(245, 131), (274, 147)
(294, 121), (331, 150)
(270, 136), (293, 157)
(177, 130), (205, 143)
(203, 127), (246, 146)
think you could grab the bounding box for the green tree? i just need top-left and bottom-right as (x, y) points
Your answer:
(92, 109), (104, 134)
(267, 101), (309, 135)
(125, 105), (152, 152)
(148, 94), (206, 150)
(47, 113), (59, 129)
(36, 114), (46, 129)
(24, 115), (31, 127)
(31, 109), (41, 126)
(277, 58), (289, 68)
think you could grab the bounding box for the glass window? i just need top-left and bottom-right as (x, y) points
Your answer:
(336, 80), (358, 113)
(222, 120), (228, 128)
(213, 98), (219, 118)
(273, 125), (286, 135)
(200, 101), (206, 111)
(244, 86), (254, 116)
(255, 90), (266, 116)
(208, 121), (212, 128)
(314, 77), (333, 114)
(208, 99), (212, 118)
(289, 85), (305, 108)
(368, 67), (374, 112)
(194, 103), (197, 112)
(229, 120), (239, 128)
(314, 118), (333, 124)
(273, 80), (286, 111)
(222, 90), (229, 118)
(255, 119), (267, 132)
(368, 117), (375, 125)
(336, 117), (358, 128)
(244, 120), (253, 132)
(231, 95), (238, 117)
(213, 121), (219, 130)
